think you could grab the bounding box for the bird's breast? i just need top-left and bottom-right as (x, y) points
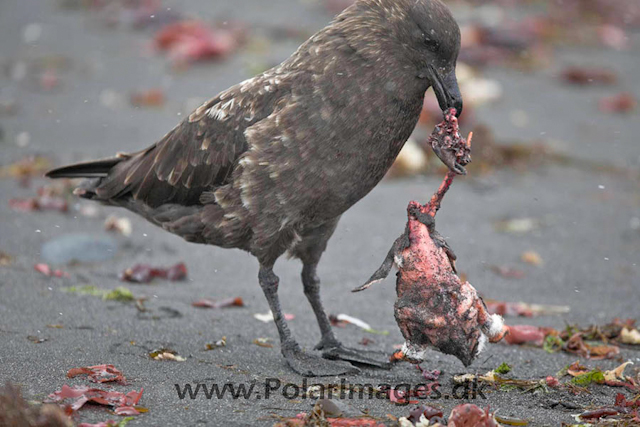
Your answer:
(302, 93), (424, 220)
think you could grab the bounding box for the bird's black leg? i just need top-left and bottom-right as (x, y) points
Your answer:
(301, 263), (338, 349)
(292, 218), (390, 369)
(301, 262), (391, 369)
(258, 265), (358, 376)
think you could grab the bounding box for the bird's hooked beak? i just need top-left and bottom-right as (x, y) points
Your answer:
(428, 65), (463, 117)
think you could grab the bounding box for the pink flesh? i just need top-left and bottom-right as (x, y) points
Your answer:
(393, 113), (508, 364)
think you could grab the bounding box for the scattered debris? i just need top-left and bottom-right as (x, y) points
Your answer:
(78, 418), (134, 427)
(254, 311), (295, 323)
(598, 24), (629, 50)
(154, 20), (243, 66)
(494, 217), (539, 234)
(34, 263), (69, 278)
(0, 251), (13, 266)
(417, 366), (441, 383)
(204, 337), (226, 350)
(130, 89), (165, 108)
(621, 327), (640, 344)
(489, 265), (525, 279)
(504, 319), (640, 361)
(561, 361), (638, 391)
(27, 335), (48, 344)
(9, 196), (68, 213)
(389, 386), (416, 405)
(577, 407), (619, 422)
(334, 314), (371, 330)
(495, 362), (512, 375)
(545, 376), (560, 388)
(103, 287), (135, 302)
(599, 92), (637, 113)
(0, 156), (52, 186)
(448, 403), (499, 426)
(46, 384), (143, 415)
(149, 348), (185, 362)
(571, 369), (605, 386)
(67, 365), (126, 385)
(192, 297), (244, 309)
(62, 285), (134, 302)
(485, 300), (570, 317)
(120, 262), (187, 283)
(274, 398), (383, 426)
(454, 370), (553, 395)
(405, 405), (444, 425)
(520, 250), (543, 266)
(329, 314), (388, 335)
(62, 285), (106, 297)
(504, 325), (546, 345)
(253, 338), (273, 348)
(560, 66), (617, 85)
(8, 182), (73, 213)
(493, 415), (529, 426)
(104, 216), (132, 236)
(399, 402), (502, 426)
(563, 332), (620, 360)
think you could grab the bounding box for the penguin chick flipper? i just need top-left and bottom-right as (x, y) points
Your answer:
(352, 231), (409, 292)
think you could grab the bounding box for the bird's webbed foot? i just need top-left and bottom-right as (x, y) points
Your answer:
(315, 336), (392, 370)
(281, 341), (360, 376)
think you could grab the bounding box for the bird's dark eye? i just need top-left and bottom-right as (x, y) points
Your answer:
(424, 38), (440, 52)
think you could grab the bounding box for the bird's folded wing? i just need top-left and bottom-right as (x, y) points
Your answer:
(94, 73), (290, 208)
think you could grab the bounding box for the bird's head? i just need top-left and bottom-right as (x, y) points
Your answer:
(406, 0), (463, 116)
(339, 0), (463, 115)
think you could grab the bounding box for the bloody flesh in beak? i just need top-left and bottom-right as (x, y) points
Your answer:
(428, 108), (471, 175)
(429, 65), (463, 117)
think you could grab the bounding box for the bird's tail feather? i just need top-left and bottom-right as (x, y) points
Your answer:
(45, 157), (123, 179)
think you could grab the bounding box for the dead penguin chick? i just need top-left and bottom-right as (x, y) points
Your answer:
(354, 121), (507, 367)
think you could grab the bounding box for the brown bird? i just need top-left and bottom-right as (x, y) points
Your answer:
(354, 110), (508, 367)
(46, 0), (464, 376)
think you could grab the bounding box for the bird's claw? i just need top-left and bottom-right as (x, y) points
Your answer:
(282, 346), (360, 377)
(322, 345), (392, 370)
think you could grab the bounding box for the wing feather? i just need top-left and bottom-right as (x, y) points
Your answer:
(94, 71), (291, 208)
